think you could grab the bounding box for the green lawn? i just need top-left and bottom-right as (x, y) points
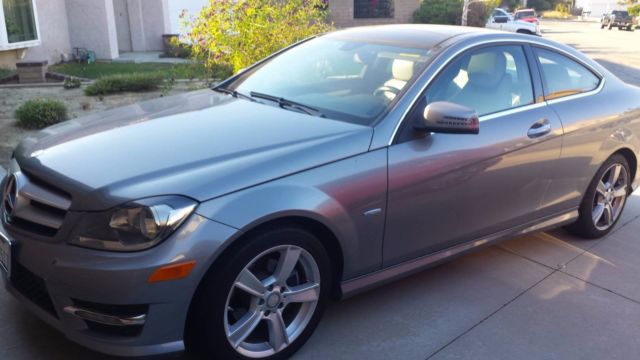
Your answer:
(49, 62), (221, 80)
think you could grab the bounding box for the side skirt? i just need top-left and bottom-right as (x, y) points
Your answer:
(340, 208), (579, 299)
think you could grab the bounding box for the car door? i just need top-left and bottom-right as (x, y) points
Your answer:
(529, 46), (608, 215)
(383, 44), (564, 267)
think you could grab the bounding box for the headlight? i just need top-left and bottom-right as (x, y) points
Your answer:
(69, 196), (197, 252)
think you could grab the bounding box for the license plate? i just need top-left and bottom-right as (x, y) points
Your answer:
(0, 231), (11, 277)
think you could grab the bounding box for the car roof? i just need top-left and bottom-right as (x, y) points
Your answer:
(324, 24), (492, 50)
(515, 8), (535, 12)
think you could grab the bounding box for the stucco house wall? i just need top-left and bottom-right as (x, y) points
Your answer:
(65, 0), (119, 60)
(23, 0), (71, 63)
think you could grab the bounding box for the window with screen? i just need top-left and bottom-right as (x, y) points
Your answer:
(354, 0), (394, 19)
(3, 0), (38, 44)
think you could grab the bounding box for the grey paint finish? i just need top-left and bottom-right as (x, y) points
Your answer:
(384, 105), (563, 266)
(197, 149), (388, 279)
(14, 90), (373, 211)
(1, 25), (640, 357)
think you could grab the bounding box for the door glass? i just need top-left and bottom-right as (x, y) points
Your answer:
(425, 45), (534, 116)
(534, 48), (600, 100)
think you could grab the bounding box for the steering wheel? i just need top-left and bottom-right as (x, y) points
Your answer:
(373, 85), (400, 98)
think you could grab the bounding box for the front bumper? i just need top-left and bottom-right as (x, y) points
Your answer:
(0, 210), (237, 357)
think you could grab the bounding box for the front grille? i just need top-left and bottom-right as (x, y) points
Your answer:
(2, 171), (71, 237)
(11, 262), (58, 318)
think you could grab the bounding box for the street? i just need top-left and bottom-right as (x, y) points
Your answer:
(2, 20), (640, 360)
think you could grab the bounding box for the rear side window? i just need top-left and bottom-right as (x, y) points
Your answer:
(534, 48), (600, 100)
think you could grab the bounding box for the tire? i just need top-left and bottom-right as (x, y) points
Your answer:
(601, 23), (605, 29)
(609, 23), (613, 30)
(566, 154), (631, 239)
(185, 226), (332, 359)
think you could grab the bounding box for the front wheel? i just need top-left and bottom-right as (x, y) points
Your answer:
(567, 154), (630, 238)
(186, 226), (332, 359)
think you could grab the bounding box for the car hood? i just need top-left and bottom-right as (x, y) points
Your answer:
(14, 90), (373, 211)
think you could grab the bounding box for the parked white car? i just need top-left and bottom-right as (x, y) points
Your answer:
(486, 8), (541, 35)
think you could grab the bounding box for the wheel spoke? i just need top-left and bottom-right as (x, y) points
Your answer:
(266, 310), (289, 352)
(273, 247), (301, 285)
(284, 282), (320, 303)
(609, 164), (622, 186)
(613, 185), (628, 198)
(596, 181), (607, 197)
(228, 309), (262, 348)
(235, 269), (266, 297)
(603, 203), (614, 226)
(592, 202), (605, 225)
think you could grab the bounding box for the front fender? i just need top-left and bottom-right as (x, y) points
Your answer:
(196, 149), (388, 280)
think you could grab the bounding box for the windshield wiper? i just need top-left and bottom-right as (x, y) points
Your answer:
(249, 91), (325, 118)
(212, 86), (255, 102)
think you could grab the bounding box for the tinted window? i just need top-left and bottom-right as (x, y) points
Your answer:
(425, 45), (534, 116)
(535, 48), (600, 100)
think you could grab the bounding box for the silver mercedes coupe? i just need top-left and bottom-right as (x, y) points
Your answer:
(1, 25), (639, 359)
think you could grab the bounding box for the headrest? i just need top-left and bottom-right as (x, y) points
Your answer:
(392, 59), (415, 82)
(466, 51), (507, 88)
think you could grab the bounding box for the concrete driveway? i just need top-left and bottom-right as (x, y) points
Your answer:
(2, 20), (640, 360)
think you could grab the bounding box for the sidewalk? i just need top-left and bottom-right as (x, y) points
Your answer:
(293, 191), (640, 360)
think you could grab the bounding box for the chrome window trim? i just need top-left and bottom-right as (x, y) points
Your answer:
(388, 38), (604, 145)
(545, 77), (606, 105)
(479, 102), (547, 122)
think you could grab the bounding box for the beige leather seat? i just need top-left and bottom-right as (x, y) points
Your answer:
(381, 59), (415, 101)
(449, 51), (512, 116)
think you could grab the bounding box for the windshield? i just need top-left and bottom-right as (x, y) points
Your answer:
(227, 37), (432, 126)
(516, 10), (535, 18)
(613, 11), (629, 16)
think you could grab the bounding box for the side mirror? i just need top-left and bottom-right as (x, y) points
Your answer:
(494, 16), (509, 23)
(418, 101), (479, 134)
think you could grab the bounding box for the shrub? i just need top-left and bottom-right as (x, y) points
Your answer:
(16, 99), (68, 129)
(629, 4), (640, 17)
(413, 0), (463, 25)
(63, 76), (82, 89)
(84, 72), (164, 96)
(183, 0), (333, 74)
(0, 67), (13, 79)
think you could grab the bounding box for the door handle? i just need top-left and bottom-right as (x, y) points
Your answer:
(527, 119), (551, 138)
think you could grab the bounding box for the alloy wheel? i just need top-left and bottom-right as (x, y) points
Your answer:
(224, 245), (321, 358)
(592, 163), (628, 231)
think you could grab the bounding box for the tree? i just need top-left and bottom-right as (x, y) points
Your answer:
(184, 0), (333, 74)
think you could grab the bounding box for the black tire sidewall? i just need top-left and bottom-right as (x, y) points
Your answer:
(186, 226), (332, 360)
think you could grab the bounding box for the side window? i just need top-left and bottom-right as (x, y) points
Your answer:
(425, 45), (534, 116)
(534, 48), (600, 100)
